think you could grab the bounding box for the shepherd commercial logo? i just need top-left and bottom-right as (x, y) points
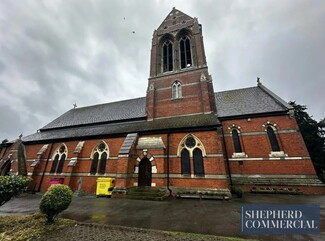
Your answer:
(241, 205), (320, 234)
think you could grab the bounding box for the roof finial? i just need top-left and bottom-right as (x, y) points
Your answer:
(257, 77), (261, 86)
(73, 103), (77, 109)
(19, 133), (23, 140)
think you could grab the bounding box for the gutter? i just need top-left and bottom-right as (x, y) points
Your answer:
(37, 143), (54, 192)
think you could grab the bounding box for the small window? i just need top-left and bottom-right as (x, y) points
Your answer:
(232, 129), (242, 153)
(180, 36), (192, 69)
(163, 40), (173, 72)
(172, 81), (182, 99)
(267, 127), (280, 152)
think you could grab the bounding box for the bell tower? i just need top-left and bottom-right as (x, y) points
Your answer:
(146, 8), (216, 120)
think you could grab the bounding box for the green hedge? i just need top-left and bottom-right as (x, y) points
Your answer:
(40, 184), (73, 223)
(0, 175), (32, 206)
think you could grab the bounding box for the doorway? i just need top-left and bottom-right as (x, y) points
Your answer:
(138, 157), (152, 187)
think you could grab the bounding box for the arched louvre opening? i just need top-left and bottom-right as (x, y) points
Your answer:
(56, 154), (66, 174)
(232, 129), (242, 153)
(193, 148), (204, 175)
(180, 36), (192, 69)
(90, 152), (99, 174)
(267, 126), (280, 152)
(181, 148), (190, 174)
(98, 152), (107, 174)
(50, 154), (59, 173)
(163, 40), (173, 72)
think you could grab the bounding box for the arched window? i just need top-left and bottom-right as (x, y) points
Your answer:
(181, 149), (190, 174)
(162, 40), (173, 72)
(178, 135), (206, 176)
(172, 81), (182, 99)
(267, 126), (280, 152)
(193, 148), (204, 175)
(50, 144), (67, 174)
(90, 141), (109, 174)
(179, 36), (192, 69)
(90, 152), (99, 174)
(232, 129), (242, 153)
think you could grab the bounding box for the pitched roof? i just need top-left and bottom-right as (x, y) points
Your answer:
(156, 8), (195, 35)
(41, 97), (146, 130)
(22, 84), (291, 143)
(215, 84), (291, 118)
(23, 114), (219, 143)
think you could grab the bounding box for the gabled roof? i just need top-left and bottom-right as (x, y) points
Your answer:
(23, 113), (219, 143)
(41, 97), (146, 130)
(22, 84), (291, 143)
(215, 84), (291, 118)
(156, 8), (195, 35)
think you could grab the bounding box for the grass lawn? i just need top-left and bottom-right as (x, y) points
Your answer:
(0, 213), (75, 241)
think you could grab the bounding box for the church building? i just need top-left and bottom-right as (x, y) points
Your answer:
(1, 8), (324, 197)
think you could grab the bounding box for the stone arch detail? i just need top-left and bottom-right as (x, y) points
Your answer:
(134, 150), (157, 174)
(177, 134), (206, 157)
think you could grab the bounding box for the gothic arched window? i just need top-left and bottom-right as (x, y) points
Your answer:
(232, 129), (242, 153)
(267, 126), (280, 152)
(179, 36), (192, 69)
(172, 81), (182, 99)
(90, 141), (109, 174)
(50, 144), (67, 174)
(178, 135), (206, 176)
(193, 148), (204, 175)
(162, 40), (173, 72)
(181, 149), (190, 174)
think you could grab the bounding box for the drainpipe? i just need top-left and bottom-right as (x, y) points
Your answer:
(166, 130), (172, 196)
(38, 143), (54, 192)
(220, 125), (233, 186)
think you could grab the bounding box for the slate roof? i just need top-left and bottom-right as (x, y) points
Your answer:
(41, 97), (146, 130)
(215, 84), (292, 118)
(23, 114), (219, 143)
(22, 84), (292, 143)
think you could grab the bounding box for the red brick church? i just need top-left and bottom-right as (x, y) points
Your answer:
(1, 8), (324, 197)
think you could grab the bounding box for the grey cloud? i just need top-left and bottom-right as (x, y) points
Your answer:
(0, 0), (324, 141)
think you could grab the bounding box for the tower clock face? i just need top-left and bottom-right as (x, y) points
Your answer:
(185, 136), (196, 148)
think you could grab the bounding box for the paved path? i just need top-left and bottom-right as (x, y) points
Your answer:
(1, 193), (324, 241)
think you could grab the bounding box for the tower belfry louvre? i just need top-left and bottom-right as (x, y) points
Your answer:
(1, 8), (323, 197)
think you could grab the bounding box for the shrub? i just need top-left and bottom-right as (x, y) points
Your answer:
(0, 175), (32, 206)
(231, 186), (243, 198)
(40, 184), (73, 223)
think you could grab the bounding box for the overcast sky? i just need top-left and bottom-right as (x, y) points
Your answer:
(0, 0), (324, 141)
